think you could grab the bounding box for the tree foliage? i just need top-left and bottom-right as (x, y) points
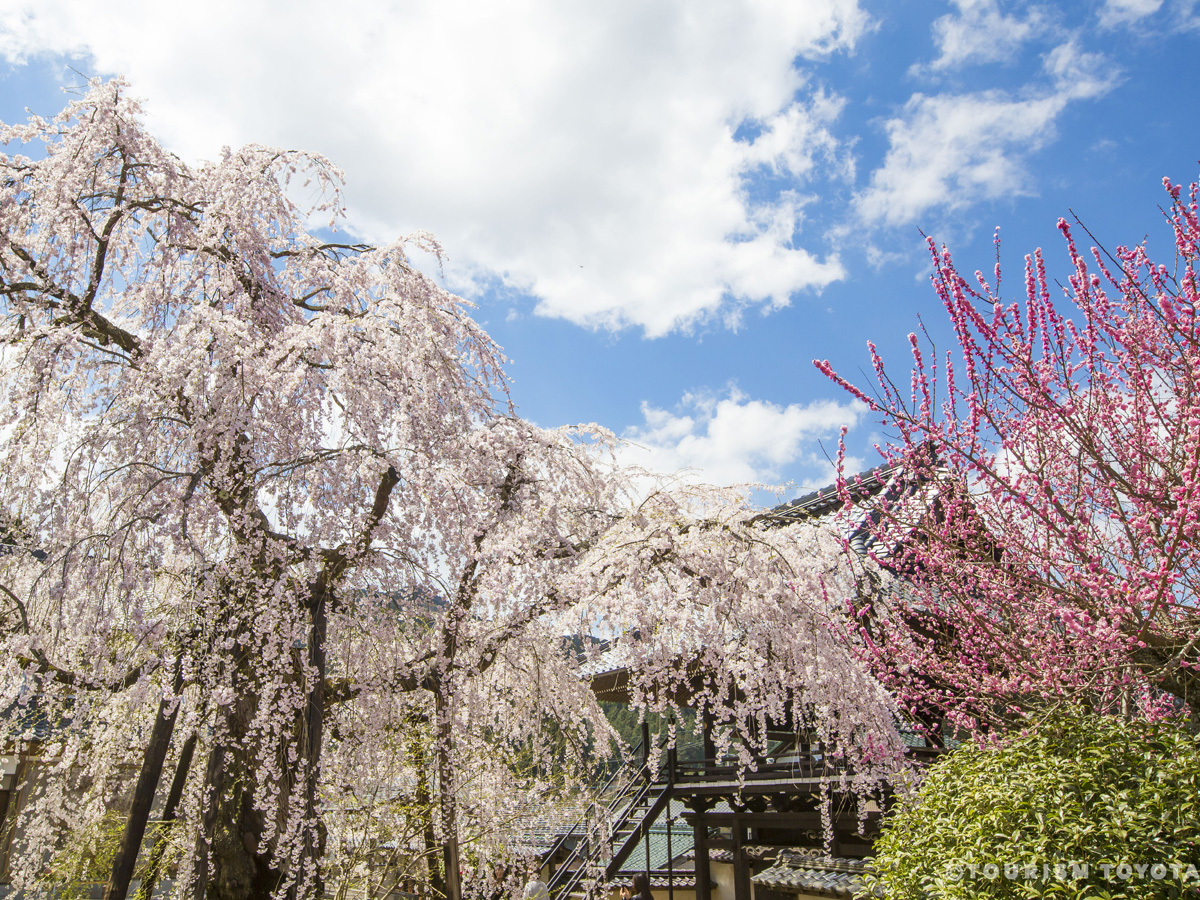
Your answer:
(818, 173), (1200, 726)
(0, 78), (602, 899)
(568, 486), (905, 775)
(0, 80), (902, 900)
(869, 712), (1200, 900)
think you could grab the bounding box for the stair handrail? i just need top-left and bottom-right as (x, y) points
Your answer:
(548, 782), (653, 900)
(542, 737), (645, 871)
(547, 770), (651, 894)
(547, 733), (673, 900)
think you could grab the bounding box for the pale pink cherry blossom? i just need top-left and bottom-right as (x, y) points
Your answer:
(565, 483), (907, 782)
(0, 79), (902, 900)
(0, 77), (521, 900)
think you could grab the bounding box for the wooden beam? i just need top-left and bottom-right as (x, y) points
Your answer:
(665, 777), (827, 797)
(682, 810), (880, 829)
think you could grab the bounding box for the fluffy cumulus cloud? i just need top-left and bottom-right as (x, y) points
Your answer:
(619, 387), (865, 487)
(855, 38), (1118, 229)
(0, 0), (868, 337)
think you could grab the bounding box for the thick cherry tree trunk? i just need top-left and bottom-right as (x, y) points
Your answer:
(192, 593), (330, 900)
(286, 588), (329, 900)
(191, 739), (227, 900)
(192, 675), (277, 900)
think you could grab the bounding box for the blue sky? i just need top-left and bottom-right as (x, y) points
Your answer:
(2, 0), (1198, 498)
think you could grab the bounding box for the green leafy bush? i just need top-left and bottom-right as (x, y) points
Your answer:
(868, 713), (1200, 899)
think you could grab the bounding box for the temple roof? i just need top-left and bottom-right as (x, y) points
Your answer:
(752, 849), (874, 898)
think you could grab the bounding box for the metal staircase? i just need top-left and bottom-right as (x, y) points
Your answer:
(544, 740), (671, 900)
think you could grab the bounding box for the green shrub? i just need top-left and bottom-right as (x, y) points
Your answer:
(867, 713), (1200, 899)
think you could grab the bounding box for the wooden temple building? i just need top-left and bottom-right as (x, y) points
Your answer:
(536, 464), (945, 900)
(534, 669), (941, 900)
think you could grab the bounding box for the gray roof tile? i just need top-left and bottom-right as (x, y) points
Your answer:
(751, 850), (873, 898)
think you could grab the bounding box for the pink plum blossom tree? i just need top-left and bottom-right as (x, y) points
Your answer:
(816, 174), (1200, 729)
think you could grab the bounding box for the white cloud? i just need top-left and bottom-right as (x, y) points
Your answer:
(1099, 0), (1200, 31)
(922, 0), (1048, 71)
(855, 91), (1057, 228)
(1041, 38), (1119, 98)
(0, 0), (868, 337)
(619, 387), (865, 487)
(855, 39), (1118, 229)
(1098, 0), (1163, 26)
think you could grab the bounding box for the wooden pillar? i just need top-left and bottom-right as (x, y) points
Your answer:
(692, 810), (712, 900)
(702, 709), (716, 773)
(644, 811), (651, 879)
(642, 721), (652, 779)
(666, 804), (674, 900)
(731, 813), (752, 900)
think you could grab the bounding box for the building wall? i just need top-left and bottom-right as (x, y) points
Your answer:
(710, 861), (740, 900)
